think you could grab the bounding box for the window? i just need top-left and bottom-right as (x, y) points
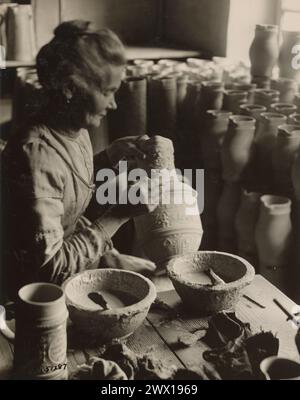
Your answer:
(281, 0), (300, 31)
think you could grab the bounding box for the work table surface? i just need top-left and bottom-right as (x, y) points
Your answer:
(0, 275), (299, 379)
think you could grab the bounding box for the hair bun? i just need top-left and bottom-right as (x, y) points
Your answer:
(54, 20), (91, 39)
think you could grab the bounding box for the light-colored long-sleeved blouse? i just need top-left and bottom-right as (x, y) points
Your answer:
(2, 122), (113, 297)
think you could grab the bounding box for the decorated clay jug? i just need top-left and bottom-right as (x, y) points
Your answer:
(249, 24), (279, 78)
(6, 4), (37, 61)
(221, 115), (256, 182)
(134, 139), (203, 271)
(255, 195), (292, 289)
(240, 104), (267, 120)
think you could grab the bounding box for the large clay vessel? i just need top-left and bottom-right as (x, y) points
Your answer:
(201, 110), (232, 171)
(235, 190), (261, 266)
(134, 139), (203, 271)
(271, 78), (298, 103)
(255, 195), (292, 290)
(221, 115), (256, 182)
(216, 182), (241, 253)
(279, 31), (300, 82)
(254, 112), (287, 188)
(249, 24), (279, 78)
(272, 124), (300, 195)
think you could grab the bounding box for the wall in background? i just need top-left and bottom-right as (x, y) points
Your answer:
(163, 0), (230, 56)
(32, 0), (279, 59)
(32, 0), (162, 49)
(226, 0), (279, 61)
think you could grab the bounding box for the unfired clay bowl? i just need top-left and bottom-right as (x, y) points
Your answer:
(63, 269), (156, 343)
(166, 251), (255, 314)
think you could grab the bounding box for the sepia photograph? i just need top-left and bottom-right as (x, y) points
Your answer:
(0, 0), (299, 385)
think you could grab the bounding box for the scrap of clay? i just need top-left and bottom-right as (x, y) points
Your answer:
(177, 329), (207, 347)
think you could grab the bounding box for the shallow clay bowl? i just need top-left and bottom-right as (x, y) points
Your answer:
(166, 251), (255, 314)
(63, 269), (156, 343)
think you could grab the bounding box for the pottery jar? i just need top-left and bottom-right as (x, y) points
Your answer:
(201, 110), (232, 171)
(260, 357), (300, 380)
(147, 75), (177, 139)
(201, 170), (223, 250)
(270, 102), (297, 117)
(254, 113), (287, 188)
(134, 177), (203, 272)
(271, 78), (298, 103)
(216, 182), (241, 252)
(234, 83), (257, 104)
(249, 24), (279, 78)
(6, 4), (37, 61)
(235, 190), (261, 265)
(221, 115), (256, 182)
(0, 283), (69, 380)
(279, 31), (300, 81)
(294, 94), (300, 113)
(239, 104), (267, 121)
(253, 89), (280, 109)
(198, 81), (224, 115)
(292, 146), (300, 201)
(255, 195), (292, 289)
(223, 90), (248, 114)
(134, 139), (203, 271)
(272, 124), (300, 194)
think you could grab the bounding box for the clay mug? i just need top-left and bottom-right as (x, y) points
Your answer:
(260, 356), (300, 380)
(0, 283), (68, 380)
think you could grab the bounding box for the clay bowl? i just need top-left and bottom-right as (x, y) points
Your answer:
(166, 251), (255, 314)
(63, 269), (156, 343)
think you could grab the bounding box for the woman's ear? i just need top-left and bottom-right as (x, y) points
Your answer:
(62, 83), (73, 102)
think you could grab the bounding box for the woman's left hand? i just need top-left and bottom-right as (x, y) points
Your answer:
(106, 135), (149, 167)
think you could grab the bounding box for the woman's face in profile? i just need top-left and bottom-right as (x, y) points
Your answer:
(84, 64), (125, 128)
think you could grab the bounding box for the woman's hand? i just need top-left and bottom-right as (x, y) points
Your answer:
(106, 135), (150, 166)
(99, 248), (156, 275)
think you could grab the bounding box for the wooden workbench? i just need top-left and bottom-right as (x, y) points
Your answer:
(0, 275), (299, 380)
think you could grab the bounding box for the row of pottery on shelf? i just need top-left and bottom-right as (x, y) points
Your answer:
(249, 24), (300, 82)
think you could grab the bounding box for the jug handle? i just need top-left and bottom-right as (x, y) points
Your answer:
(0, 305), (15, 343)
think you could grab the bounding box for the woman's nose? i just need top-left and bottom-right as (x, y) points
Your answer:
(108, 95), (117, 110)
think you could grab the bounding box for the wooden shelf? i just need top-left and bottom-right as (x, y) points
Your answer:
(0, 47), (202, 69)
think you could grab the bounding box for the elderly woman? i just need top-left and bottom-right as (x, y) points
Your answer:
(1, 20), (164, 300)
